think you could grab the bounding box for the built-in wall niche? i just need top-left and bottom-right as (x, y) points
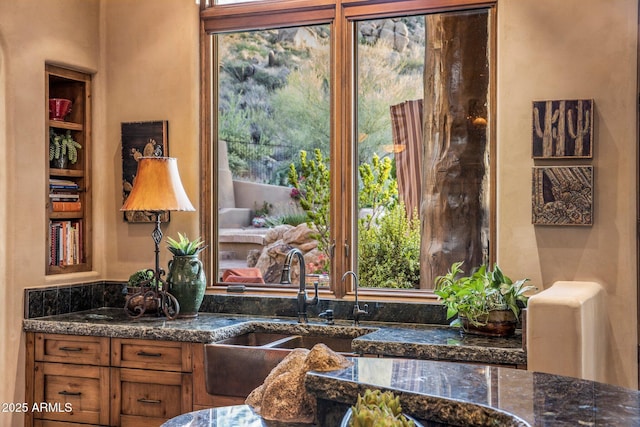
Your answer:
(45, 64), (93, 274)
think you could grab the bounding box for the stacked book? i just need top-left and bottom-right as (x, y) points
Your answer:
(49, 178), (81, 212)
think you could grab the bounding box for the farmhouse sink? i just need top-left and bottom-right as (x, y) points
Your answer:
(205, 325), (375, 398)
(270, 334), (355, 353)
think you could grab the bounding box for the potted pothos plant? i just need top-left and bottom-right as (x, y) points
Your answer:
(166, 233), (207, 318)
(49, 129), (82, 169)
(434, 262), (535, 336)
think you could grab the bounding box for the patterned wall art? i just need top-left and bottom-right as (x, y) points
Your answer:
(532, 166), (593, 226)
(532, 99), (593, 159)
(121, 120), (169, 223)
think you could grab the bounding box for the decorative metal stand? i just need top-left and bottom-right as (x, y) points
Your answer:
(125, 211), (180, 319)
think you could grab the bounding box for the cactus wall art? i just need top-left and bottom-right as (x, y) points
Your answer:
(532, 99), (593, 159)
(532, 166), (593, 226)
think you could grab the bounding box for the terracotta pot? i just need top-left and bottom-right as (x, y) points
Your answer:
(460, 309), (517, 337)
(49, 98), (72, 121)
(124, 287), (159, 314)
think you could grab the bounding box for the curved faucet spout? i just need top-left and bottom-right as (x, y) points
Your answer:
(342, 271), (368, 326)
(282, 248), (318, 323)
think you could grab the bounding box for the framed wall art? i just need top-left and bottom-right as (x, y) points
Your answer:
(121, 120), (169, 223)
(532, 99), (593, 159)
(532, 166), (593, 226)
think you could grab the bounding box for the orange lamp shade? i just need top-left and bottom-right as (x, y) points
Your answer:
(121, 157), (195, 212)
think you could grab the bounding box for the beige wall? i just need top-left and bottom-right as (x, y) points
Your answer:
(0, 1), (102, 425)
(497, 0), (638, 388)
(102, 1), (201, 280)
(0, 1), (637, 425)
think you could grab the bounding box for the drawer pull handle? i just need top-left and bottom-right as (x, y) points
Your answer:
(137, 398), (161, 404)
(59, 346), (83, 352)
(136, 351), (162, 357)
(58, 390), (82, 396)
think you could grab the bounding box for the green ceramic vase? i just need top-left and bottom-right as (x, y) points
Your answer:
(167, 255), (206, 318)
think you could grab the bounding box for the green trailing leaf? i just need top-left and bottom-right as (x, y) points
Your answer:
(434, 262), (537, 326)
(49, 129), (82, 164)
(166, 232), (207, 256)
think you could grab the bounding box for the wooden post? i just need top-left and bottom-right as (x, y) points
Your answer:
(421, 11), (490, 288)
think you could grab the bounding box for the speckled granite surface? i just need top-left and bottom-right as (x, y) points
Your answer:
(24, 308), (640, 426)
(307, 358), (640, 426)
(161, 357), (640, 426)
(22, 308), (525, 365)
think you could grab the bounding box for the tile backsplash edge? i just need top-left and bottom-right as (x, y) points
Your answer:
(24, 282), (448, 325)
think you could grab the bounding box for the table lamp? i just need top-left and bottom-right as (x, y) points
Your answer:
(121, 157), (195, 319)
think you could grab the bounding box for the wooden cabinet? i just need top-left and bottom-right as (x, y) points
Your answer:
(28, 334), (110, 427)
(45, 64), (92, 275)
(26, 334), (197, 427)
(111, 368), (191, 427)
(34, 362), (110, 426)
(110, 339), (192, 426)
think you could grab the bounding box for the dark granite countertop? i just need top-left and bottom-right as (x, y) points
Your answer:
(22, 307), (526, 366)
(306, 357), (640, 426)
(162, 358), (640, 427)
(24, 308), (640, 426)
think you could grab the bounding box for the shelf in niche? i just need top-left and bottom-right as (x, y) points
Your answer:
(47, 263), (89, 275)
(49, 212), (83, 220)
(49, 168), (84, 178)
(49, 120), (83, 131)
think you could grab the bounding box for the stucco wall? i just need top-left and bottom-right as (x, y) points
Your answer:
(497, 0), (638, 388)
(102, 1), (201, 280)
(0, 1), (637, 425)
(0, 1), (101, 425)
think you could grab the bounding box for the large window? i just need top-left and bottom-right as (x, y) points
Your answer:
(200, 0), (495, 300)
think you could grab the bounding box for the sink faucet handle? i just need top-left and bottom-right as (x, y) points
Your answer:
(319, 309), (334, 325)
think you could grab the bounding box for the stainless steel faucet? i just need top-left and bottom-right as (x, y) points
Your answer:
(342, 271), (368, 326)
(281, 248), (318, 323)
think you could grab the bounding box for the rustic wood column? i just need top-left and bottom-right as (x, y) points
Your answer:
(421, 11), (490, 288)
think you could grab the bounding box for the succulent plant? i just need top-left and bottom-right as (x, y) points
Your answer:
(49, 129), (82, 164)
(348, 389), (415, 427)
(166, 232), (207, 256)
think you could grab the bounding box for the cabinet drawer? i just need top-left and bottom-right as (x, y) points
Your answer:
(34, 362), (110, 425)
(111, 338), (191, 372)
(35, 333), (110, 365)
(111, 368), (192, 427)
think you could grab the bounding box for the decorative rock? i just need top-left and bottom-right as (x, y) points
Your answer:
(305, 343), (352, 372)
(264, 224), (293, 245)
(254, 223), (327, 283)
(246, 345), (352, 424)
(246, 249), (261, 268)
(282, 223), (316, 245)
(255, 241), (293, 283)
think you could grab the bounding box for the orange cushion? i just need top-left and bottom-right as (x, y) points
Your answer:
(222, 268), (265, 284)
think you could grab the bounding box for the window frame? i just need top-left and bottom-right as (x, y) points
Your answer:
(199, 0), (496, 301)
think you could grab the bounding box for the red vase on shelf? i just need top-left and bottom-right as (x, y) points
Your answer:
(49, 98), (72, 121)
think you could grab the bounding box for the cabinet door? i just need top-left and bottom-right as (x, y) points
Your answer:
(33, 362), (110, 425)
(110, 368), (192, 427)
